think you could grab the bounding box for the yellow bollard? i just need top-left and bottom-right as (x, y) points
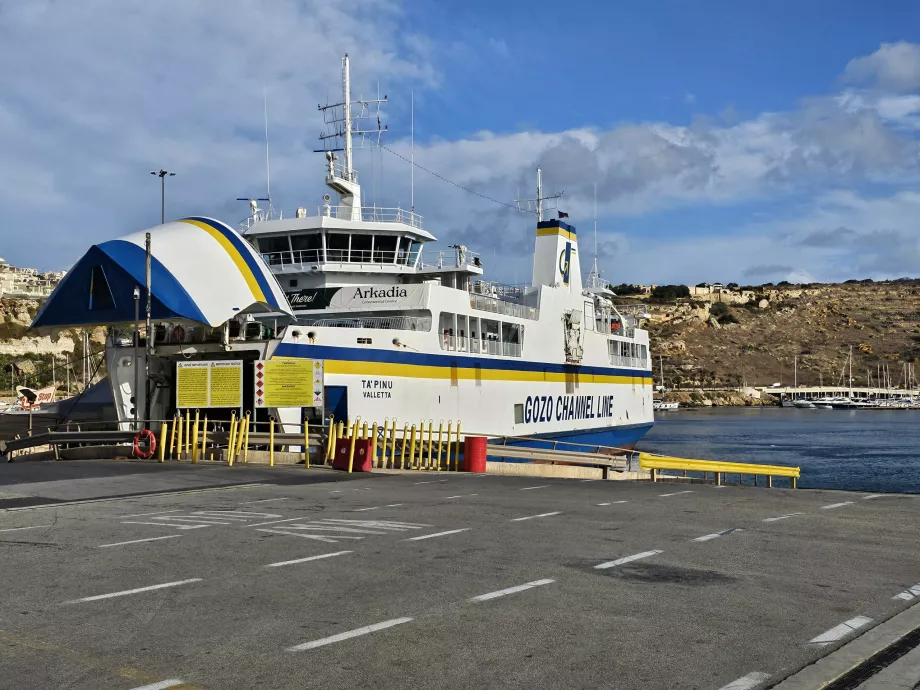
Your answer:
(326, 417), (336, 464)
(361, 421), (368, 441)
(389, 420), (398, 470)
(184, 409), (191, 459)
(346, 418), (353, 438)
(379, 420), (390, 468)
(168, 413), (178, 458)
(191, 409), (200, 464)
(200, 415), (208, 462)
(454, 422), (462, 471)
(303, 420), (310, 469)
(425, 421), (434, 470)
(269, 416), (275, 467)
(436, 421), (444, 470)
(158, 421), (168, 463)
(347, 418), (359, 473)
(399, 423), (409, 469)
(242, 417), (250, 464)
(235, 412), (248, 460)
(227, 412), (237, 467)
(175, 412), (184, 460)
(408, 424), (418, 469)
(370, 422), (378, 468)
(446, 421), (453, 470)
(336, 420), (344, 440)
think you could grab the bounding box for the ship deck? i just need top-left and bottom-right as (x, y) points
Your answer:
(1, 460), (918, 689)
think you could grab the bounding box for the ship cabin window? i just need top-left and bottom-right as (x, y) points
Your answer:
(406, 240), (423, 267)
(501, 323), (523, 358)
(438, 313), (521, 357)
(357, 337), (372, 345)
(326, 233), (349, 262)
(290, 233), (323, 263)
(608, 339), (649, 368)
(373, 234), (398, 263)
(351, 234), (373, 263)
(396, 237), (410, 265)
(259, 236), (292, 266)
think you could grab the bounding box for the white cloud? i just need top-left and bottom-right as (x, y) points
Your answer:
(843, 41), (920, 92)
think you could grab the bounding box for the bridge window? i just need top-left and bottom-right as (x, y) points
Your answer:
(351, 234), (372, 262)
(258, 236), (291, 266)
(291, 233), (323, 263)
(407, 240), (422, 267)
(374, 235), (397, 263)
(327, 233), (349, 262)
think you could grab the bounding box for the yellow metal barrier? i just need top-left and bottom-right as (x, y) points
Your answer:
(158, 421), (168, 463)
(638, 453), (799, 488)
(191, 409), (200, 464)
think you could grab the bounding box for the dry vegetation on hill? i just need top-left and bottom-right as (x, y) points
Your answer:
(639, 280), (920, 391)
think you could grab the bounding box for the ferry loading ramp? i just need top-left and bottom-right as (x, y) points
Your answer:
(1, 459), (918, 689)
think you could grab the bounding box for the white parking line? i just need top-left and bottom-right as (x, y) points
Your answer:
(122, 521), (209, 530)
(863, 494), (885, 500)
(596, 501), (628, 506)
(247, 517), (305, 528)
(762, 512), (803, 522)
(120, 510), (182, 519)
(128, 680), (188, 690)
(0, 524), (51, 533)
(98, 535), (182, 548)
(519, 485), (549, 491)
(66, 579), (202, 604)
(510, 511), (562, 522)
(470, 579), (555, 602)
(693, 528), (743, 542)
(414, 480), (447, 485)
(352, 507), (380, 512)
(595, 550), (663, 570)
(893, 583), (920, 601)
(241, 497), (290, 504)
(807, 615), (873, 647)
(821, 501), (854, 510)
(717, 671), (771, 690)
(266, 551), (353, 568)
(445, 494), (478, 499)
(154, 516), (235, 525)
(287, 617), (413, 651)
(384, 504), (403, 507)
(659, 490), (693, 497)
(404, 528), (471, 541)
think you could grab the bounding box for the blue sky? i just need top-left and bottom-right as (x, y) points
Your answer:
(3, 0), (920, 285)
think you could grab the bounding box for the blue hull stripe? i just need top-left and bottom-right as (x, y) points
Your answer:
(275, 342), (652, 379)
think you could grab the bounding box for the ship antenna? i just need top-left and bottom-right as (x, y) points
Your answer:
(593, 180), (599, 276)
(264, 86), (272, 210)
(410, 89), (415, 212)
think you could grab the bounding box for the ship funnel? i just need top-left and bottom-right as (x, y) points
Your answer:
(532, 219), (582, 292)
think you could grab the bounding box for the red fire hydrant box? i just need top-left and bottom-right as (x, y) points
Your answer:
(333, 438), (373, 472)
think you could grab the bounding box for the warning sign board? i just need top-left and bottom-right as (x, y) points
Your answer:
(254, 358), (324, 409)
(176, 360), (243, 409)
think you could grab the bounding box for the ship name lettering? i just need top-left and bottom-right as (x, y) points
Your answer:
(521, 394), (616, 425)
(354, 286), (408, 300)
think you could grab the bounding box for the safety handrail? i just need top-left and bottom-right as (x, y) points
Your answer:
(638, 452), (799, 488)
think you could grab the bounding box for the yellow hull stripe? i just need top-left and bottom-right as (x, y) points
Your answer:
(181, 219), (266, 303)
(536, 226), (577, 241)
(323, 359), (652, 384)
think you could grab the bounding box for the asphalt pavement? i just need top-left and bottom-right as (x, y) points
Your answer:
(1, 460), (918, 690)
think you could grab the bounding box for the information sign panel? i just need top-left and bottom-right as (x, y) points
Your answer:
(176, 360), (243, 408)
(254, 358), (324, 408)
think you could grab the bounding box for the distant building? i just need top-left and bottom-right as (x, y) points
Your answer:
(0, 258), (65, 299)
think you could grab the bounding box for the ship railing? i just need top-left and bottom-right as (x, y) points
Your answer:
(260, 248), (421, 267)
(609, 354), (650, 369)
(300, 316), (432, 331)
(470, 294), (539, 321)
(439, 336), (520, 357)
(242, 205), (424, 230)
(420, 249), (482, 270)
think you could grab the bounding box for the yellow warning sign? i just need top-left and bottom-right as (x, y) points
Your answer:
(254, 358), (324, 408)
(209, 361), (243, 408)
(176, 360), (243, 408)
(176, 362), (209, 408)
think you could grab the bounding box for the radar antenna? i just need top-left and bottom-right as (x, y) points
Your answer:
(515, 167), (564, 222)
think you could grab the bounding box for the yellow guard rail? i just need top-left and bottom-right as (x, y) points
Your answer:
(638, 453), (800, 488)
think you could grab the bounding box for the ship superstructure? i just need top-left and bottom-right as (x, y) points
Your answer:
(240, 55), (654, 448)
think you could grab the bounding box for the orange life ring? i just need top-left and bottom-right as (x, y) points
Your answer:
(133, 429), (157, 459)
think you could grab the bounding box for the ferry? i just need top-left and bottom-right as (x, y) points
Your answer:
(31, 56), (655, 451)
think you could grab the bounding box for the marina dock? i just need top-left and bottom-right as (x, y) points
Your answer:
(1, 459), (918, 689)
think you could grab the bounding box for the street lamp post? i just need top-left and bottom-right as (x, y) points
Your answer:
(149, 169), (176, 225)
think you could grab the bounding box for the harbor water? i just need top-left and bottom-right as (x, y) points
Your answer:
(638, 407), (920, 493)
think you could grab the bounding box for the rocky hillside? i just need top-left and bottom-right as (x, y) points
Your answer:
(0, 299), (105, 396)
(640, 280), (920, 390)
